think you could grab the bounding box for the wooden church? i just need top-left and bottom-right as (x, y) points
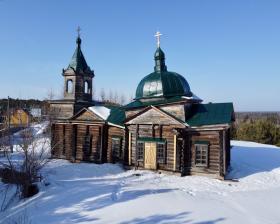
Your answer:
(50, 31), (234, 179)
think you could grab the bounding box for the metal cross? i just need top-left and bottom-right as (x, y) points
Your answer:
(77, 26), (81, 37)
(155, 31), (162, 47)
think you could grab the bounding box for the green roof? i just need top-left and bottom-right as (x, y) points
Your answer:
(138, 137), (166, 143)
(124, 96), (187, 109)
(135, 71), (192, 99)
(68, 37), (90, 71)
(106, 106), (126, 127)
(135, 47), (192, 100)
(194, 140), (210, 145)
(186, 103), (234, 126)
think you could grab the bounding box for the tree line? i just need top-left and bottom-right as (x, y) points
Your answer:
(232, 115), (280, 146)
(0, 98), (48, 114)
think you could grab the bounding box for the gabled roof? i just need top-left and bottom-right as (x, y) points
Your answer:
(125, 105), (186, 127)
(71, 105), (126, 128)
(186, 103), (234, 127)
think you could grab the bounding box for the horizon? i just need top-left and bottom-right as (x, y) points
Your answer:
(0, 0), (280, 111)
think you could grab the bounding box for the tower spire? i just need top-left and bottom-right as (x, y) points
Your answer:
(76, 26), (82, 46)
(68, 26), (89, 71)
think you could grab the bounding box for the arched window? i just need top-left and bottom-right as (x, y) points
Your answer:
(84, 81), (90, 94)
(66, 79), (73, 93)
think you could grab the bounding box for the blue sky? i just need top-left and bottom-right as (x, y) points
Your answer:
(0, 0), (280, 111)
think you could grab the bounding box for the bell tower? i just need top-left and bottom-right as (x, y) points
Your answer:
(50, 28), (95, 119)
(63, 27), (94, 102)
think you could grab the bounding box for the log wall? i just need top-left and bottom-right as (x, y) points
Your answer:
(127, 124), (181, 171)
(107, 126), (125, 163)
(186, 130), (223, 177)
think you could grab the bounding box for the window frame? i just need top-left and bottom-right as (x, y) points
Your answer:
(112, 137), (122, 161)
(194, 143), (209, 167)
(156, 142), (166, 164)
(83, 134), (92, 157)
(136, 142), (144, 161)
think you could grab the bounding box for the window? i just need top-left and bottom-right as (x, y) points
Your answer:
(176, 138), (183, 170)
(66, 79), (73, 93)
(84, 81), (90, 94)
(137, 142), (144, 161)
(83, 134), (92, 159)
(195, 144), (209, 167)
(157, 142), (166, 163)
(112, 137), (122, 162)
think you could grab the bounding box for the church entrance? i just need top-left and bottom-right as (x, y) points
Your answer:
(144, 142), (157, 169)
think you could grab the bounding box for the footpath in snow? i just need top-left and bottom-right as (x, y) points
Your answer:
(1, 140), (280, 224)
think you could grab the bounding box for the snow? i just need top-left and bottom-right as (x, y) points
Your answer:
(182, 94), (202, 102)
(1, 140), (280, 223)
(13, 122), (48, 138)
(88, 106), (111, 120)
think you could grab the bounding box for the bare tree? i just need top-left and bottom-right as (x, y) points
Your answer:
(120, 94), (126, 105)
(92, 82), (96, 100)
(100, 88), (106, 102)
(108, 90), (113, 103)
(129, 94), (134, 103)
(113, 91), (119, 104)
(0, 95), (55, 213)
(46, 88), (55, 101)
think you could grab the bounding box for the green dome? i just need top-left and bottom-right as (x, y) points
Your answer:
(135, 47), (192, 99)
(135, 71), (191, 99)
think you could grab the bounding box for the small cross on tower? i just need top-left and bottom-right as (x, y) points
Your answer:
(77, 26), (81, 37)
(155, 31), (162, 48)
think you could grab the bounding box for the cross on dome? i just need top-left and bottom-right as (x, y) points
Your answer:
(155, 31), (162, 48)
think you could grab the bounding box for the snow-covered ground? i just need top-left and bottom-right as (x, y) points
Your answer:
(1, 140), (280, 224)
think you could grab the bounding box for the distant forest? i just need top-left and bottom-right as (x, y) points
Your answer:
(0, 98), (48, 115)
(233, 112), (280, 146)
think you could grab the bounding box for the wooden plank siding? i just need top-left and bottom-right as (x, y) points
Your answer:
(50, 102), (232, 179)
(51, 121), (125, 164)
(127, 124), (182, 172)
(186, 130), (224, 177)
(64, 124), (74, 160)
(107, 126), (125, 163)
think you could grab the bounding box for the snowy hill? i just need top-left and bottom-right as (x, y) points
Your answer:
(1, 140), (280, 224)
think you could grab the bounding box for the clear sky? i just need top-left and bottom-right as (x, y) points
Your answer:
(0, 0), (280, 111)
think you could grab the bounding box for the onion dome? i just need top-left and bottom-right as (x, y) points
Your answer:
(135, 46), (192, 99)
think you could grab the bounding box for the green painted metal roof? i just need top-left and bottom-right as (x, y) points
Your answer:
(106, 106), (126, 127)
(135, 47), (192, 99)
(186, 103), (234, 126)
(135, 71), (192, 99)
(194, 141), (210, 145)
(124, 96), (187, 109)
(68, 37), (90, 71)
(138, 137), (166, 143)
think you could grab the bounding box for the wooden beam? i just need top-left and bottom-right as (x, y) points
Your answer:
(100, 126), (103, 162)
(159, 125), (162, 138)
(173, 135), (177, 171)
(223, 129), (226, 175)
(128, 132), (132, 166)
